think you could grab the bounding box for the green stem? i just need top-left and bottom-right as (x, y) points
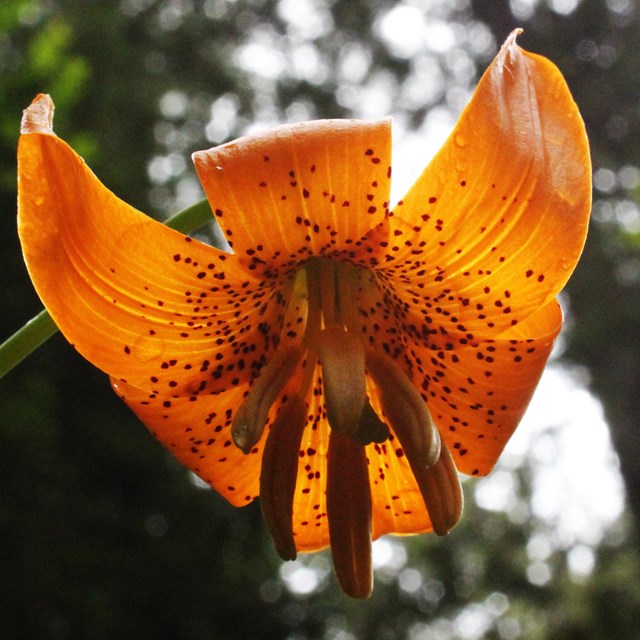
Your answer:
(0, 309), (58, 379)
(163, 198), (213, 234)
(0, 198), (213, 380)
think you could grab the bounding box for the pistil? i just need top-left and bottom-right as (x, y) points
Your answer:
(313, 326), (366, 439)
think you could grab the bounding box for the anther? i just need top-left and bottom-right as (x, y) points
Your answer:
(411, 441), (463, 535)
(365, 349), (441, 468)
(232, 345), (304, 453)
(260, 394), (308, 561)
(365, 350), (462, 535)
(326, 430), (373, 598)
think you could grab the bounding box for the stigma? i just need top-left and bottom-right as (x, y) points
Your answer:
(231, 257), (463, 598)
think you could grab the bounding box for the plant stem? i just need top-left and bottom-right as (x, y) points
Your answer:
(0, 198), (213, 379)
(0, 309), (58, 378)
(163, 198), (213, 233)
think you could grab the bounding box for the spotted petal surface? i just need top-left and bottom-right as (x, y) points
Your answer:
(193, 118), (393, 274)
(18, 96), (286, 396)
(387, 32), (590, 344)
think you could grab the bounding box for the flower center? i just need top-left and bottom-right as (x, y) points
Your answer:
(230, 257), (463, 598)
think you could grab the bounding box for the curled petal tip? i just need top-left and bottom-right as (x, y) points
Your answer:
(21, 94), (55, 135)
(497, 28), (525, 68)
(507, 27), (524, 42)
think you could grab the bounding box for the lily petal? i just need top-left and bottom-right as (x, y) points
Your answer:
(18, 94), (285, 394)
(388, 31), (590, 341)
(112, 378), (263, 506)
(366, 428), (433, 539)
(410, 299), (563, 476)
(193, 119), (392, 274)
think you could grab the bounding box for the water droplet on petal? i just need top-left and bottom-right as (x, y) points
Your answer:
(455, 160), (467, 173)
(34, 195), (44, 206)
(454, 132), (468, 148)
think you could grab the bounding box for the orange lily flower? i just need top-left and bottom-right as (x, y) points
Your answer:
(17, 31), (590, 598)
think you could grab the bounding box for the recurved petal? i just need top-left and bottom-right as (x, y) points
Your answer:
(193, 119), (392, 275)
(112, 378), (263, 506)
(387, 30), (591, 339)
(18, 95), (284, 394)
(408, 299), (563, 477)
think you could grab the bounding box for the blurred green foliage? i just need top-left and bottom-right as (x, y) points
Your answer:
(2, 0), (640, 638)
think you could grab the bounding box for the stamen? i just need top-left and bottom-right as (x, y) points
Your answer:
(313, 326), (366, 438)
(411, 442), (463, 535)
(366, 350), (462, 535)
(231, 345), (304, 453)
(326, 430), (373, 599)
(259, 393), (308, 561)
(365, 349), (441, 469)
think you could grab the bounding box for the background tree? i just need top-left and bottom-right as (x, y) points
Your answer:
(2, 0), (639, 638)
